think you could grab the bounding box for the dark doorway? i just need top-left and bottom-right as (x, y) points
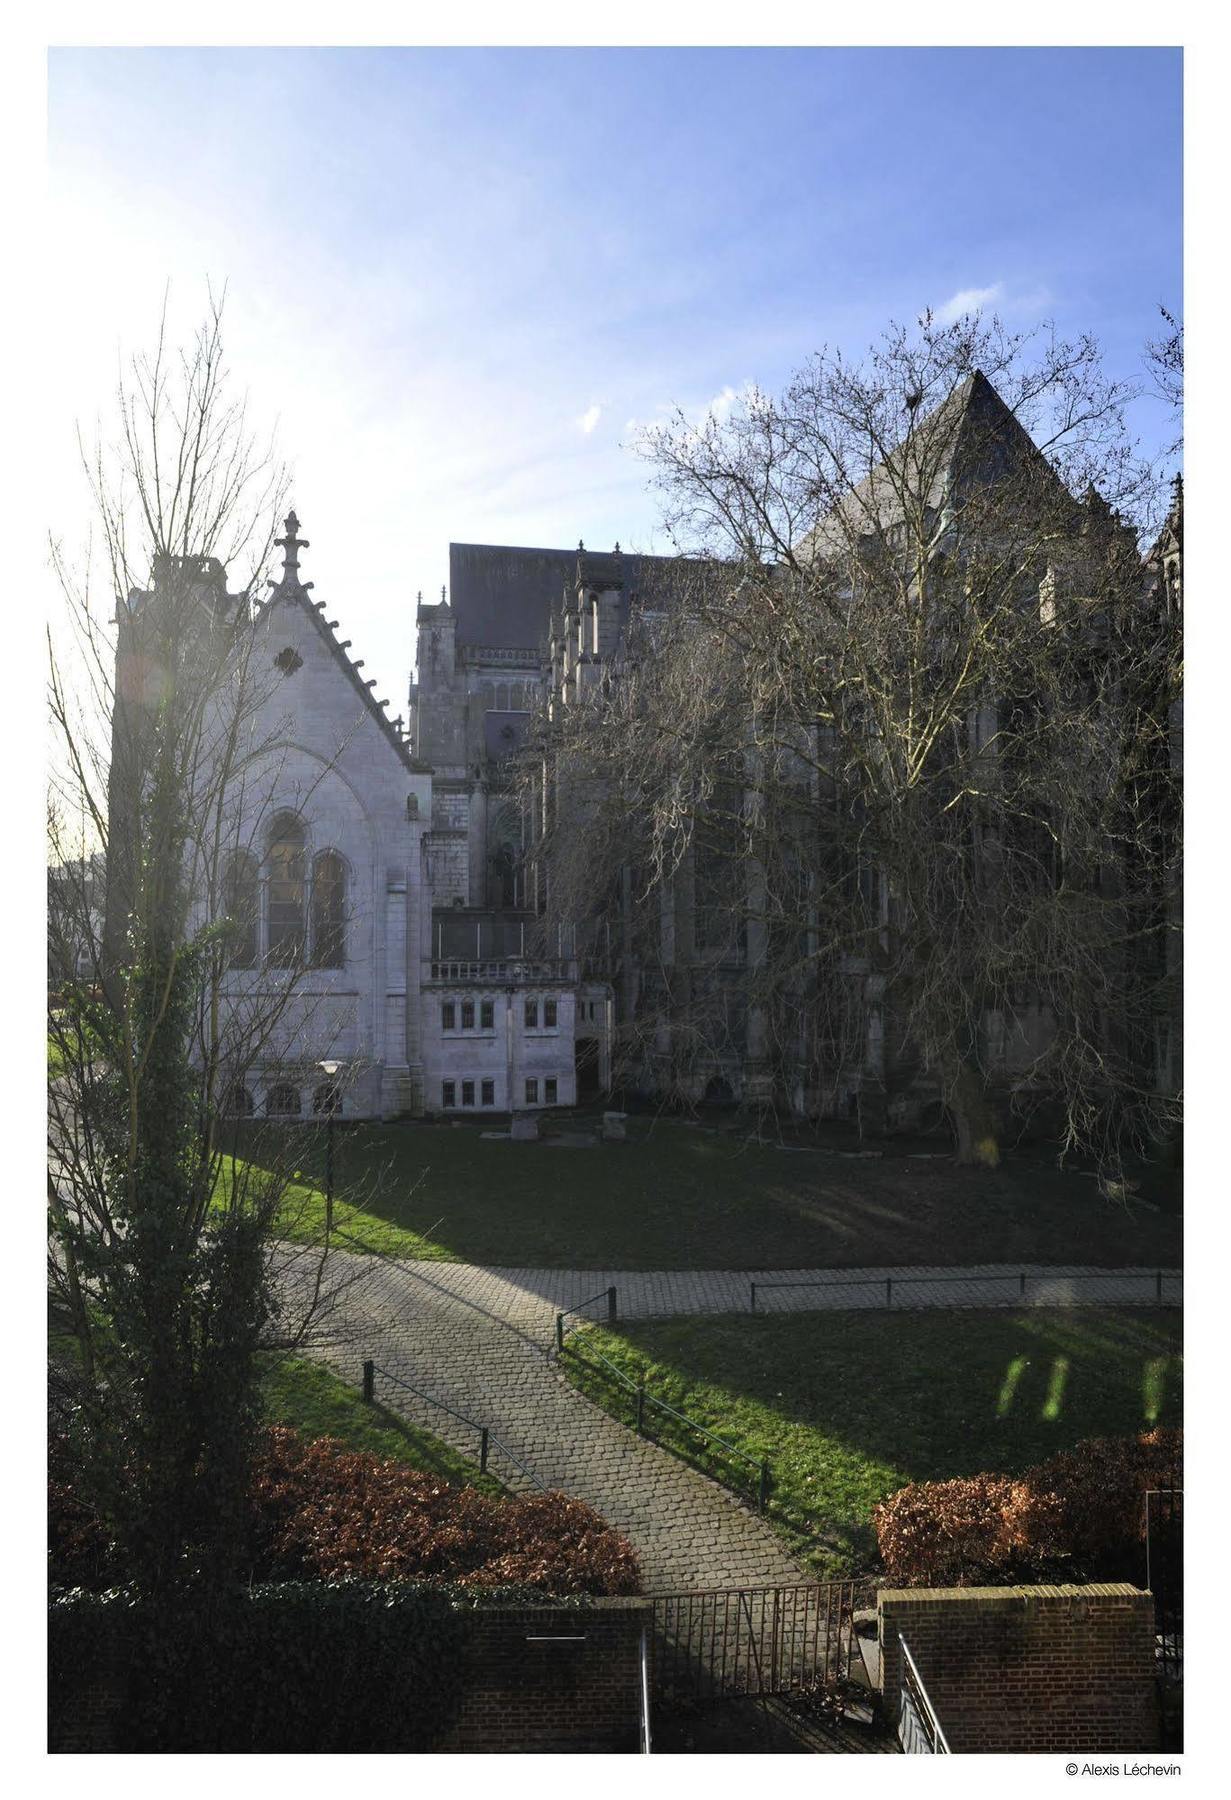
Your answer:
(575, 1037), (601, 1103)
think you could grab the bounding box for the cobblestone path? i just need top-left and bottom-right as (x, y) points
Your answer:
(287, 1246), (807, 1593)
(285, 1249), (1180, 1594)
(330, 1252), (1182, 1332)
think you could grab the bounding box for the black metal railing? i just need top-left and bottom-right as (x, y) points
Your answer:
(650, 1580), (867, 1701)
(560, 1330), (770, 1511)
(555, 1284), (619, 1352)
(750, 1267), (1179, 1313)
(1145, 1484), (1184, 1701)
(361, 1359), (546, 1489)
(897, 1635), (951, 1754)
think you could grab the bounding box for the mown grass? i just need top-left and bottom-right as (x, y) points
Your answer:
(220, 1114), (1181, 1273)
(560, 1307), (1183, 1577)
(50, 1300), (495, 1493)
(256, 1354), (501, 1492)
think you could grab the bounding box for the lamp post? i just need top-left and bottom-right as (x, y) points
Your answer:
(317, 1060), (340, 1238)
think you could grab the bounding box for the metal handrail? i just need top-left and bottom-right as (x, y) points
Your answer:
(899, 1635), (951, 1754)
(638, 1625), (653, 1754)
(361, 1359), (547, 1490)
(563, 1333), (771, 1511)
(555, 1284), (618, 1351)
(750, 1267), (1176, 1312)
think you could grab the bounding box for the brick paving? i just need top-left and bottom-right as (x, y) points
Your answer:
(281, 1249), (1180, 1594)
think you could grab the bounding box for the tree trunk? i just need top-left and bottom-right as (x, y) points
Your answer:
(946, 1058), (1001, 1167)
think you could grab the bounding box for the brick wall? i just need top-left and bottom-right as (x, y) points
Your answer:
(440, 1597), (651, 1753)
(879, 1583), (1158, 1754)
(50, 1596), (652, 1754)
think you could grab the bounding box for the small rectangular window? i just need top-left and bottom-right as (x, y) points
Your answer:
(462, 1080), (475, 1107)
(442, 1002), (455, 1031)
(480, 1000), (494, 1030)
(481, 1079), (494, 1106)
(442, 1081), (456, 1108)
(525, 1078), (538, 1104)
(524, 999), (538, 1029)
(544, 999), (558, 1029)
(461, 1000), (475, 1030)
(545, 1078), (557, 1105)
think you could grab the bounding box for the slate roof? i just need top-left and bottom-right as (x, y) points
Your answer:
(802, 369), (1069, 560)
(447, 541), (689, 651)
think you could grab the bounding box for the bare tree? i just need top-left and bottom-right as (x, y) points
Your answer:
(526, 315), (1181, 1172)
(47, 295), (368, 1601)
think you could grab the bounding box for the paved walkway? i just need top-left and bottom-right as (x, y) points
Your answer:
(329, 1252), (1182, 1333)
(281, 1248), (1180, 1595)
(283, 1246), (808, 1593)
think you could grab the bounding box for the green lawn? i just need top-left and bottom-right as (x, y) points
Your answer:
(50, 1302), (495, 1493)
(560, 1307), (1183, 1577)
(226, 1114), (1181, 1272)
(257, 1354), (501, 1492)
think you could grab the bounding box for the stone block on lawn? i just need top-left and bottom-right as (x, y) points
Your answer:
(510, 1113), (541, 1141)
(601, 1111), (627, 1141)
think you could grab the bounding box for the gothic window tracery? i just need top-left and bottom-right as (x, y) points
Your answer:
(311, 850), (347, 968)
(267, 813), (306, 967)
(223, 850), (259, 969)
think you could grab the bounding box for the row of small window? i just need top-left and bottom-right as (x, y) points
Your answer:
(442, 1078), (558, 1108)
(226, 1082), (340, 1117)
(441, 998), (558, 1031)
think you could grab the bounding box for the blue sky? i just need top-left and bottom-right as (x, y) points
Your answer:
(47, 46), (1182, 705)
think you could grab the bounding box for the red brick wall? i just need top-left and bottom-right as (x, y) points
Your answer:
(879, 1584), (1158, 1754)
(439, 1597), (651, 1753)
(50, 1596), (652, 1754)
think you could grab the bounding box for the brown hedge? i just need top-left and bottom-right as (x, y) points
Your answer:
(250, 1427), (642, 1593)
(50, 1426), (642, 1596)
(874, 1426), (1182, 1586)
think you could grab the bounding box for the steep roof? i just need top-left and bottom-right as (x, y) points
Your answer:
(447, 541), (688, 651)
(803, 369), (1070, 560)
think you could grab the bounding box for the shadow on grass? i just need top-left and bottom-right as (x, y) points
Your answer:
(562, 1308), (1183, 1577)
(226, 1117), (1183, 1274)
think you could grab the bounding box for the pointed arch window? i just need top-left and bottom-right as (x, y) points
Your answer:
(311, 850), (347, 969)
(267, 813), (306, 968)
(223, 850), (258, 969)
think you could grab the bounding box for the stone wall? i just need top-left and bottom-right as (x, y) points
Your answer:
(878, 1584), (1158, 1754)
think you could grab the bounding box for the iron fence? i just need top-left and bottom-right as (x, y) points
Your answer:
(1145, 1485), (1183, 1696)
(750, 1268), (1179, 1313)
(555, 1284), (619, 1352)
(361, 1358), (546, 1489)
(650, 1580), (869, 1702)
(561, 1331), (770, 1510)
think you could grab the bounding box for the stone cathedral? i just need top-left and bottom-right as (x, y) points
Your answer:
(121, 374), (1179, 1128)
(195, 522), (687, 1121)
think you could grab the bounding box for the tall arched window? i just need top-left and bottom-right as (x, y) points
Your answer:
(267, 813), (306, 967)
(223, 850), (258, 969)
(311, 850), (347, 969)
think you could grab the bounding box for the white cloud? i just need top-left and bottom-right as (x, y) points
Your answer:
(708, 384), (740, 422)
(934, 283), (1004, 325)
(577, 403), (603, 435)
